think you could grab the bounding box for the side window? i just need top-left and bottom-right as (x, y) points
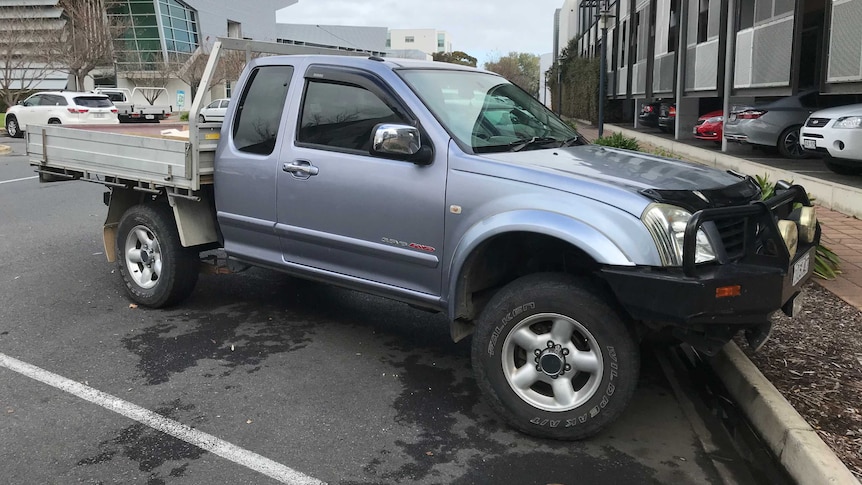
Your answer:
(297, 80), (405, 151)
(220, 99), (230, 108)
(232, 65), (294, 155)
(206, 100), (220, 109)
(24, 95), (41, 107)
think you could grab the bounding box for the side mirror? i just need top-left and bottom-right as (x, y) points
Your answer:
(16, 100), (23, 105)
(371, 124), (433, 165)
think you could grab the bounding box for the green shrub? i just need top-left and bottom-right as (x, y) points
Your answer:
(754, 174), (840, 279)
(179, 111), (189, 122)
(594, 132), (640, 151)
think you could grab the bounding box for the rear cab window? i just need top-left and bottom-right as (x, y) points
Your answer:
(232, 65), (295, 155)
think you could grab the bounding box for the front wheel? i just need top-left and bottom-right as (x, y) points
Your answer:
(472, 273), (640, 440)
(198, 114), (206, 123)
(116, 204), (199, 307)
(6, 115), (22, 138)
(777, 125), (808, 159)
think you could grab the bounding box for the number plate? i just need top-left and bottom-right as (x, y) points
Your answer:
(692, 126), (698, 134)
(145, 114), (155, 119)
(792, 251), (811, 286)
(92, 113), (105, 119)
(803, 139), (816, 149)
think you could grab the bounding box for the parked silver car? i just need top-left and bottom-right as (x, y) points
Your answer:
(724, 91), (819, 159)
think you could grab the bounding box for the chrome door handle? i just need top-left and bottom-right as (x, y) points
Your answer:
(283, 161), (319, 178)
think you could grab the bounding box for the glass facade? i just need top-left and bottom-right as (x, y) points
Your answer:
(109, 0), (199, 69)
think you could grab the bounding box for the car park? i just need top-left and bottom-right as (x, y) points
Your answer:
(693, 110), (724, 144)
(4, 91), (118, 138)
(199, 98), (230, 123)
(637, 100), (662, 128)
(723, 91), (820, 159)
(800, 103), (862, 175)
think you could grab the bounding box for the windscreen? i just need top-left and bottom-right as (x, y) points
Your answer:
(399, 69), (578, 153)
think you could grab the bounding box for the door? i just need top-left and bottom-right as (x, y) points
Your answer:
(16, 94), (43, 130)
(276, 65), (447, 296)
(214, 64), (296, 267)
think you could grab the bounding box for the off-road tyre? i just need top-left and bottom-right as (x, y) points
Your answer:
(116, 203), (199, 308)
(472, 273), (640, 440)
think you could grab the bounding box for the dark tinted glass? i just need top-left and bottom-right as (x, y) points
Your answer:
(74, 96), (113, 107)
(298, 80), (403, 151)
(232, 65), (294, 155)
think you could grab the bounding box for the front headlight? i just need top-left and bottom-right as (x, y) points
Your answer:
(706, 116), (723, 123)
(641, 203), (716, 266)
(833, 116), (862, 129)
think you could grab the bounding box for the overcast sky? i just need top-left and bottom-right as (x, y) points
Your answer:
(275, 0), (560, 65)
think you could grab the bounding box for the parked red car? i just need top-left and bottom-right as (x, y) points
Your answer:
(693, 109), (724, 143)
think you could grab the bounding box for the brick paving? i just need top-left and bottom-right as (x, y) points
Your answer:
(575, 121), (862, 312)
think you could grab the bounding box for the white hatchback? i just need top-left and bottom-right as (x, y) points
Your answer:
(199, 98), (229, 123)
(801, 103), (862, 175)
(5, 91), (119, 138)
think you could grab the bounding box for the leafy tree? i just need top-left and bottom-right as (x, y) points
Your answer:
(484, 52), (540, 98)
(432, 51), (477, 67)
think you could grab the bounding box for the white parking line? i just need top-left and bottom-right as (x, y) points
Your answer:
(0, 176), (38, 185)
(0, 352), (324, 485)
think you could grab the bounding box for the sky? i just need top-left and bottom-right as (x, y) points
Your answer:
(275, 0), (560, 65)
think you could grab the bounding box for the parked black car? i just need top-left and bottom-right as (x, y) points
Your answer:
(637, 100), (663, 128)
(658, 102), (676, 133)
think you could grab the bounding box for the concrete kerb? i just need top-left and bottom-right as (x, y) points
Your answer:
(0, 144), (10, 155)
(605, 124), (862, 219)
(713, 343), (860, 485)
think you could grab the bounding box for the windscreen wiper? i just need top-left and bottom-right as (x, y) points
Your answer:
(508, 136), (560, 152)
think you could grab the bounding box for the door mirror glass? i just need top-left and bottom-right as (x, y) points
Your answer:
(372, 124), (421, 156)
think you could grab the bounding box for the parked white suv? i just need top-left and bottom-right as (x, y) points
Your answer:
(5, 91), (119, 138)
(801, 103), (862, 175)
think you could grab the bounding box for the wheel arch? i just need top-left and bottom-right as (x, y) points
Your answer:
(446, 210), (636, 339)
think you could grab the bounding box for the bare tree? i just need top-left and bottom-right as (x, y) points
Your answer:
(58, 0), (122, 91)
(173, 40), (255, 101)
(0, 7), (63, 107)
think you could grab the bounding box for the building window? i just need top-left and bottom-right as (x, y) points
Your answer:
(696, 0), (709, 43)
(619, 19), (627, 67)
(405, 36), (414, 43)
(158, 0), (200, 58)
(668, 0), (679, 52)
(386, 33), (391, 48)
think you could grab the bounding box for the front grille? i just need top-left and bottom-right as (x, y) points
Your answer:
(714, 217), (747, 260)
(806, 117), (830, 127)
(802, 132), (823, 138)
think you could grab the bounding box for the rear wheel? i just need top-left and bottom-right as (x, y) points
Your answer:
(116, 204), (199, 308)
(472, 273), (640, 440)
(5, 115), (22, 138)
(48, 118), (61, 125)
(777, 125), (808, 159)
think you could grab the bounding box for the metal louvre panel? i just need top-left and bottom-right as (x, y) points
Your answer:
(827, 0), (862, 81)
(687, 1), (699, 46)
(618, 66), (629, 95)
(734, 30), (754, 88)
(695, 40), (718, 90)
(633, 61), (647, 94)
(685, 46), (697, 90)
(751, 17), (793, 86)
(653, 52), (675, 92)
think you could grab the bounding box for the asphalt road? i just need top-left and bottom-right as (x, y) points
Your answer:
(1, 134), (760, 485)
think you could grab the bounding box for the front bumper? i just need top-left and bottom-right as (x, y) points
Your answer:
(600, 185), (819, 353)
